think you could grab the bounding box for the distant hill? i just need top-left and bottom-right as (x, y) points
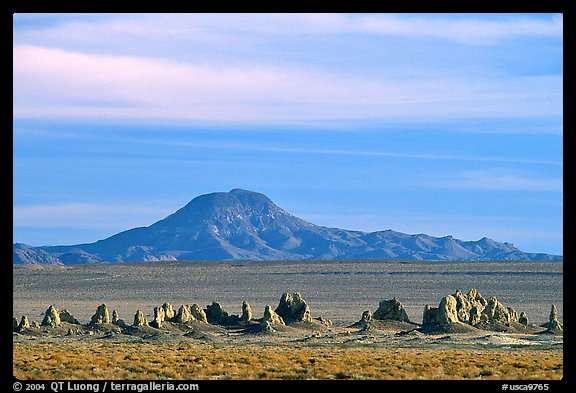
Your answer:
(13, 189), (562, 264)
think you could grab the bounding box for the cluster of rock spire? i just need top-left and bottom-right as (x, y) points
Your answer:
(13, 289), (562, 336)
(422, 289), (531, 330)
(13, 292), (329, 334)
(352, 288), (562, 334)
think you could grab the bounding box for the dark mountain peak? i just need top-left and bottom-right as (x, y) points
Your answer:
(206, 188), (276, 211)
(148, 189), (306, 243)
(185, 189), (273, 210)
(224, 188), (278, 209)
(13, 189), (563, 264)
(229, 188), (257, 194)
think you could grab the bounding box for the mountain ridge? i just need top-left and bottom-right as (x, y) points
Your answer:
(13, 189), (562, 264)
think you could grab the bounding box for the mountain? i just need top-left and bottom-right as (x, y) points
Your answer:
(13, 189), (562, 264)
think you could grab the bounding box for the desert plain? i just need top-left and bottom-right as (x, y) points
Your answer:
(13, 259), (563, 380)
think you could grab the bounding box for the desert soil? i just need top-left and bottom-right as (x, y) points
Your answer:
(13, 260), (563, 325)
(13, 341), (563, 380)
(13, 260), (563, 380)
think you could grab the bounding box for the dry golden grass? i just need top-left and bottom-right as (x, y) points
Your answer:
(13, 343), (562, 380)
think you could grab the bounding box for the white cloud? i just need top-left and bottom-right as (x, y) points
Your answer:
(351, 13), (563, 43)
(422, 169), (563, 192)
(14, 13), (563, 46)
(13, 13), (562, 125)
(13, 44), (562, 124)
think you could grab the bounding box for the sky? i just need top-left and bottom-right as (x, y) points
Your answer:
(12, 13), (563, 255)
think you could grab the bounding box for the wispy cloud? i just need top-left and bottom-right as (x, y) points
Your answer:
(14, 13), (563, 46)
(13, 44), (561, 124)
(421, 169), (563, 192)
(13, 124), (562, 167)
(13, 13), (562, 125)
(346, 13), (563, 43)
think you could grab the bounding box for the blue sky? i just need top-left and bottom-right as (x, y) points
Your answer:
(13, 13), (563, 255)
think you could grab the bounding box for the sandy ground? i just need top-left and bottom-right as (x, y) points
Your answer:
(13, 260), (563, 326)
(13, 260), (563, 380)
(13, 319), (563, 380)
(13, 342), (563, 380)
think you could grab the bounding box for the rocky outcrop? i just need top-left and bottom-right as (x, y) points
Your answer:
(314, 316), (333, 327)
(18, 315), (31, 331)
(422, 305), (439, 326)
(90, 304), (110, 325)
(422, 289), (530, 333)
(355, 310), (373, 330)
(541, 305), (563, 333)
(360, 310), (372, 325)
(450, 289), (488, 324)
(190, 304), (208, 323)
(438, 295), (459, 325)
(453, 290), (471, 323)
(150, 306), (165, 328)
(240, 300), (252, 322)
(41, 305), (61, 327)
(508, 307), (519, 323)
(263, 305), (285, 325)
(111, 310), (128, 327)
(466, 288), (488, 311)
(174, 304), (208, 323)
(481, 296), (511, 324)
(14, 290), (554, 337)
(162, 303), (175, 321)
(469, 306), (482, 326)
(259, 321), (275, 332)
(205, 302), (232, 325)
(175, 305), (192, 323)
(373, 298), (411, 323)
(352, 297), (415, 331)
(133, 309), (149, 327)
(550, 304), (558, 321)
(275, 292), (312, 323)
(59, 309), (80, 324)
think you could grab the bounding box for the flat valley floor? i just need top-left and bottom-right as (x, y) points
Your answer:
(13, 260), (563, 380)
